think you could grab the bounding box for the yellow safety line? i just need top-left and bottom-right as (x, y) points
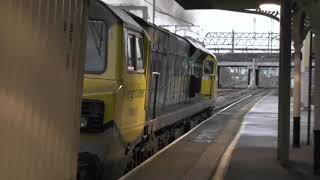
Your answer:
(212, 95), (267, 180)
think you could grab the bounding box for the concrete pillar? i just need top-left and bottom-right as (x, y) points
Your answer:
(301, 71), (309, 108)
(300, 0), (320, 175)
(278, 0), (292, 165)
(301, 32), (312, 109)
(314, 33), (320, 175)
(306, 31), (313, 146)
(292, 10), (304, 148)
(249, 59), (257, 88)
(256, 68), (260, 87)
(306, 0), (320, 173)
(293, 40), (303, 148)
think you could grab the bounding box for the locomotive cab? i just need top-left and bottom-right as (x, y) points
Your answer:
(201, 56), (218, 98)
(78, 1), (217, 179)
(78, 1), (150, 179)
(184, 37), (218, 99)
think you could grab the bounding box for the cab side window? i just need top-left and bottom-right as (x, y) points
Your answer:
(127, 32), (144, 73)
(204, 61), (214, 74)
(135, 37), (144, 72)
(127, 34), (135, 71)
(85, 20), (107, 74)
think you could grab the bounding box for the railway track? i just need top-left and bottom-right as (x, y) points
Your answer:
(217, 88), (245, 96)
(120, 88), (267, 179)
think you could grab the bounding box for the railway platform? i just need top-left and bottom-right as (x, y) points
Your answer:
(217, 91), (318, 180)
(120, 89), (267, 180)
(121, 90), (319, 180)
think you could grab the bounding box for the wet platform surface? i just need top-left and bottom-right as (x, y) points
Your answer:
(121, 90), (266, 180)
(224, 91), (318, 180)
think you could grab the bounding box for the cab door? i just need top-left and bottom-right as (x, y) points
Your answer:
(119, 29), (147, 143)
(201, 58), (216, 98)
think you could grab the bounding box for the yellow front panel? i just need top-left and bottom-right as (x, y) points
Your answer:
(115, 74), (147, 143)
(113, 29), (150, 143)
(82, 24), (122, 126)
(201, 76), (213, 96)
(201, 55), (218, 98)
(81, 24), (150, 145)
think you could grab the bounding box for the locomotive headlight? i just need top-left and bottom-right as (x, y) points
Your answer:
(81, 99), (105, 133)
(80, 117), (88, 128)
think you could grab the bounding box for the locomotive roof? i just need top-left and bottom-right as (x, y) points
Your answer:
(126, 12), (216, 60)
(126, 11), (188, 41)
(97, 0), (143, 32)
(184, 37), (217, 59)
(184, 37), (210, 55)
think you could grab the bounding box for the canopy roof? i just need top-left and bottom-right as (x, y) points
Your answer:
(175, 0), (280, 10)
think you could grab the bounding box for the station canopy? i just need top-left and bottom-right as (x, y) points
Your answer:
(175, 0), (280, 10)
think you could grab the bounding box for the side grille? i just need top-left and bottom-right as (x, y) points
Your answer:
(81, 99), (105, 133)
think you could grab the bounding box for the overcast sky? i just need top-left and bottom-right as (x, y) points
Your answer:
(102, 0), (280, 37)
(189, 10), (279, 34)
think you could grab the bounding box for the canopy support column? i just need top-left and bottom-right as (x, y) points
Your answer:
(313, 33), (320, 175)
(292, 11), (304, 148)
(278, 0), (292, 165)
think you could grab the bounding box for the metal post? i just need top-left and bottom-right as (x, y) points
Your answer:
(278, 0), (292, 165)
(252, 58), (256, 88)
(307, 31), (313, 145)
(153, 0), (156, 24)
(314, 33), (320, 175)
(271, 32), (274, 53)
(268, 32), (270, 53)
(231, 30), (235, 53)
(248, 69), (251, 86)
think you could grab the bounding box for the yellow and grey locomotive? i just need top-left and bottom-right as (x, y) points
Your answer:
(77, 1), (218, 179)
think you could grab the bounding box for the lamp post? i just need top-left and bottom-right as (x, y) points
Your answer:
(153, 0), (156, 24)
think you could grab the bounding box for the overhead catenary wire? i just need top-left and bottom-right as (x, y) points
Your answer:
(144, 0), (194, 25)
